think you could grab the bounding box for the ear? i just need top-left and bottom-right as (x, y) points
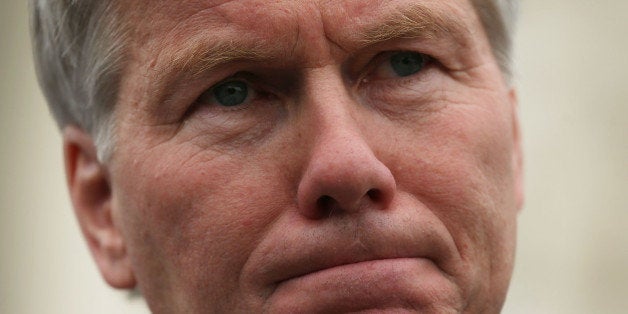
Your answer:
(508, 88), (524, 211)
(63, 125), (136, 289)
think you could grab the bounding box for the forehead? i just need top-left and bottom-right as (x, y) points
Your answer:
(123, 0), (478, 54)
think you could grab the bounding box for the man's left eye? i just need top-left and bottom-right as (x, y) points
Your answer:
(389, 51), (428, 77)
(367, 51), (431, 81)
(211, 80), (250, 107)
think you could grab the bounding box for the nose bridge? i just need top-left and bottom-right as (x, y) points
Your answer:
(300, 66), (365, 144)
(301, 66), (372, 174)
(296, 66), (396, 220)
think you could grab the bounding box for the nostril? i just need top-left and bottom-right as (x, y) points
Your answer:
(316, 195), (335, 212)
(306, 187), (390, 219)
(366, 188), (381, 202)
(317, 190), (382, 213)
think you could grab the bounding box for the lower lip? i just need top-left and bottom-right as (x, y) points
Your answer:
(266, 258), (459, 312)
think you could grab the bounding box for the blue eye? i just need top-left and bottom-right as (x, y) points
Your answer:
(212, 81), (249, 107)
(390, 51), (427, 77)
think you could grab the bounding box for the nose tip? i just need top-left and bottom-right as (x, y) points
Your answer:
(294, 66), (396, 220)
(296, 137), (396, 220)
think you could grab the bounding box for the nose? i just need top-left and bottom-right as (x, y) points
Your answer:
(296, 77), (396, 220)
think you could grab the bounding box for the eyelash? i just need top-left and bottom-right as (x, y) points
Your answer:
(193, 74), (266, 109)
(362, 51), (433, 82)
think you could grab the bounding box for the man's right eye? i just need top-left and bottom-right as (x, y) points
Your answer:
(197, 80), (254, 108)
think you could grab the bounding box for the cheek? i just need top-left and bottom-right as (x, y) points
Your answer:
(110, 141), (291, 304)
(387, 88), (517, 264)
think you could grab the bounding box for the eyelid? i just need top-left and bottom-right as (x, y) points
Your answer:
(359, 51), (432, 83)
(197, 72), (256, 102)
(184, 78), (254, 120)
(212, 72), (257, 90)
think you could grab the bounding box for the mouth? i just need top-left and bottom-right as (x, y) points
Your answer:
(275, 256), (436, 289)
(264, 235), (454, 292)
(266, 257), (459, 312)
(274, 255), (428, 287)
(244, 206), (463, 311)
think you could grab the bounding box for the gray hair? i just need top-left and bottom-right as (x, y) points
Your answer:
(30, 0), (519, 161)
(30, 0), (128, 161)
(471, 0), (519, 79)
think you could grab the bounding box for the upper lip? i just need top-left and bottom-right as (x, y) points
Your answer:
(244, 213), (458, 294)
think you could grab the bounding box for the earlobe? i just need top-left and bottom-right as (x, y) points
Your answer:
(63, 126), (136, 289)
(508, 88), (525, 211)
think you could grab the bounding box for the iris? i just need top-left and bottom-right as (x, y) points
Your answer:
(390, 52), (426, 77)
(213, 81), (248, 107)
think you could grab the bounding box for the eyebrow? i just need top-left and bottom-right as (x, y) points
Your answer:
(169, 41), (272, 79)
(358, 3), (470, 47)
(156, 38), (271, 87)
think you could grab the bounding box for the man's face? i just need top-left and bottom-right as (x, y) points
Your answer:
(103, 0), (522, 312)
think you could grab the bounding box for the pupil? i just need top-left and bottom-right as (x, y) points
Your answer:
(390, 52), (425, 77)
(213, 81), (248, 106)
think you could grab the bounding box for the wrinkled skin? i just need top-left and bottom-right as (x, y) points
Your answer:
(65, 0), (523, 313)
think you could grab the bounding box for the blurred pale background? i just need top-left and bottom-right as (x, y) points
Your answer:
(1, 1), (626, 313)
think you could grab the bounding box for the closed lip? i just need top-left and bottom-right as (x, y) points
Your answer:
(275, 255), (428, 287)
(255, 225), (455, 293)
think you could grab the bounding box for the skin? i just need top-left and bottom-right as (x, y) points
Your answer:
(65, 0), (523, 312)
